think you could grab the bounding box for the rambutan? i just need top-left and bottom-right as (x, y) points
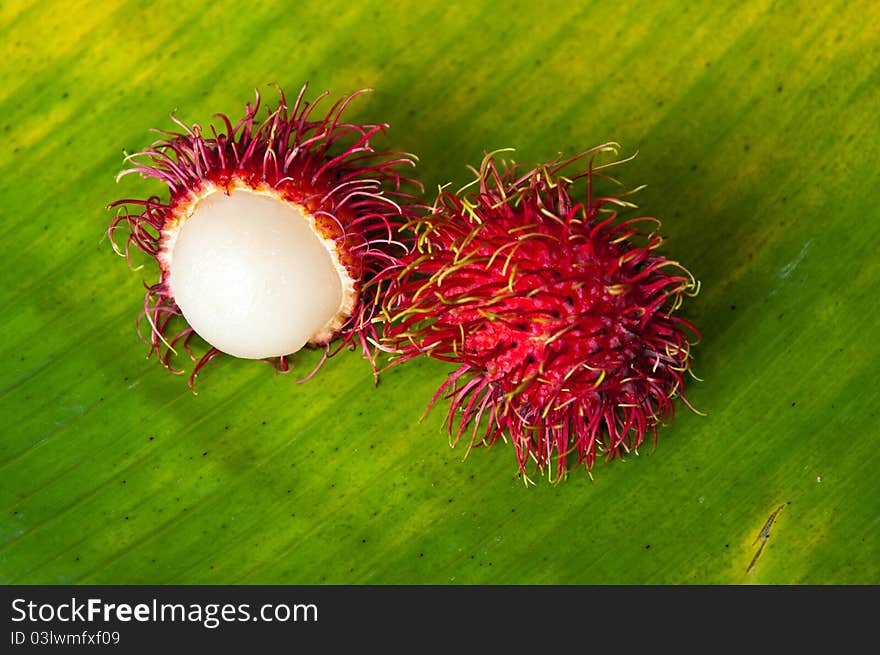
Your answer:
(109, 86), (421, 388)
(380, 146), (701, 481)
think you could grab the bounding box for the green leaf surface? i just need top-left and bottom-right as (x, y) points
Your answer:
(2, 0), (878, 584)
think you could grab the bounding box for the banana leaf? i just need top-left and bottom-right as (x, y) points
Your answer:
(1, 0), (878, 584)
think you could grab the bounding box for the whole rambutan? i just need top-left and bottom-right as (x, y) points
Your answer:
(109, 86), (421, 388)
(380, 146), (700, 481)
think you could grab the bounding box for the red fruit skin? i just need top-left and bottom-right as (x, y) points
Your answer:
(108, 86), (422, 388)
(381, 147), (700, 480)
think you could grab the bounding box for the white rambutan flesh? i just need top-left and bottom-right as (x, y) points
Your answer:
(166, 188), (353, 360)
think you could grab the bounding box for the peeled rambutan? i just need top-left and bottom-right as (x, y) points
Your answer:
(109, 86), (420, 388)
(380, 146), (701, 481)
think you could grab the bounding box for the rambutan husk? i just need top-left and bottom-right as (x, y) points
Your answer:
(109, 86), (422, 389)
(379, 146), (701, 482)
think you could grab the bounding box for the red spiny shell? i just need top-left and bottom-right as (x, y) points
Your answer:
(108, 86), (422, 388)
(381, 147), (701, 480)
